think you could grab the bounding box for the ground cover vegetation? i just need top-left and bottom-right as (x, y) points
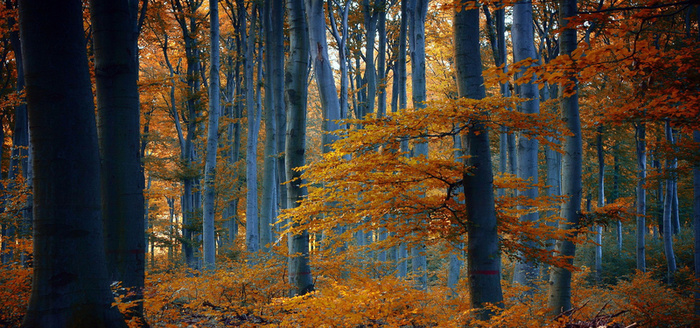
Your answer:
(0, 0), (699, 327)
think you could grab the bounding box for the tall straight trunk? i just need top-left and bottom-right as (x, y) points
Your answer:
(548, 0), (582, 315)
(635, 123), (647, 271)
(90, 0), (147, 324)
(260, 0), (283, 252)
(693, 130), (700, 317)
(244, 4), (261, 254)
(395, 0), (408, 279)
(361, 0), (378, 119)
(454, 2), (503, 320)
(613, 143), (622, 252)
(595, 126), (604, 284)
(203, 0), (221, 269)
(407, 0), (429, 290)
(286, 0), (313, 296)
(663, 121), (677, 284)
(376, 1), (387, 118)
(172, 0), (203, 269)
(19, 0), (127, 326)
(512, 0), (540, 287)
(447, 134), (464, 295)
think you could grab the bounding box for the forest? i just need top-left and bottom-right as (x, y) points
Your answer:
(0, 0), (699, 327)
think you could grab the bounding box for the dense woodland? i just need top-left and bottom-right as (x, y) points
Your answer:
(0, 0), (699, 327)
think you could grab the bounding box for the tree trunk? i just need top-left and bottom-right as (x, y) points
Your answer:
(635, 123), (647, 272)
(19, 1), (127, 326)
(203, 0), (221, 270)
(693, 130), (699, 317)
(595, 126), (604, 284)
(663, 121), (677, 285)
(172, 0), (203, 270)
(286, 0), (313, 296)
(454, 1), (503, 320)
(547, 0), (582, 316)
(394, 0), (408, 278)
(512, 0), (541, 288)
(90, 0), (147, 324)
(244, 4), (260, 254)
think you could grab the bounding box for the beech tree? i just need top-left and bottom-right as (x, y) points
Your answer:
(454, 0), (503, 319)
(285, 0), (313, 296)
(202, 0), (220, 269)
(547, 0), (582, 315)
(18, 0), (127, 326)
(91, 0), (147, 323)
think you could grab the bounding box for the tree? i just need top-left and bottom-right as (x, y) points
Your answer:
(547, 0), (582, 315)
(90, 0), (147, 323)
(511, 0), (541, 288)
(202, 0), (221, 269)
(285, 0), (313, 296)
(454, 0), (503, 320)
(18, 0), (127, 326)
(635, 123), (646, 272)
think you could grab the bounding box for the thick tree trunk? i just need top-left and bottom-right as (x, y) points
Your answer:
(90, 0), (147, 324)
(286, 0), (313, 296)
(512, 0), (541, 288)
(635, 123), (646, 272)
(547, 0), (582, 316)
(454, 2), (503, 320)
(203, 0), (221, 269)
(19, 1), (127, 326)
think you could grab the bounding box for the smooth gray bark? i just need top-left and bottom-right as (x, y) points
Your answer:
(19, 1), (127, 326)
(394, 0), (408, 279)
(171, 0), (203, 269)
(407, 0), (429, 290)
(635, 123), (646, 272)
(454, 2), (503, 320)
(305, 0), (342, 151)
(663, 121), (677, 284)
(203, 0), (221, 270)
(244, 5), (261, 254)
(595, 127), (604, 284)
(512, 0), (541, 287)
(547, 0), (582, 315)
(286, 0), (313, 296)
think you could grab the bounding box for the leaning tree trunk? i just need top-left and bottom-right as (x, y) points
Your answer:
(547, 0), (582, 316)
(512, 0), (541, 288)
(202, 0), (221, 269)
(454, 1), (503, 321)
(19, 0), (127, 326)
(286, 0), (313, 296)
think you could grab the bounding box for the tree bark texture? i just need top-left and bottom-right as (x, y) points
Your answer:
(19, 0), (127, 326)
(286, 0), (313, 296)
(454, 2), (503, 320)
(547, 0), (582, 316)
(203, 0), (221, 269)
(512, 0), (541, 287)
